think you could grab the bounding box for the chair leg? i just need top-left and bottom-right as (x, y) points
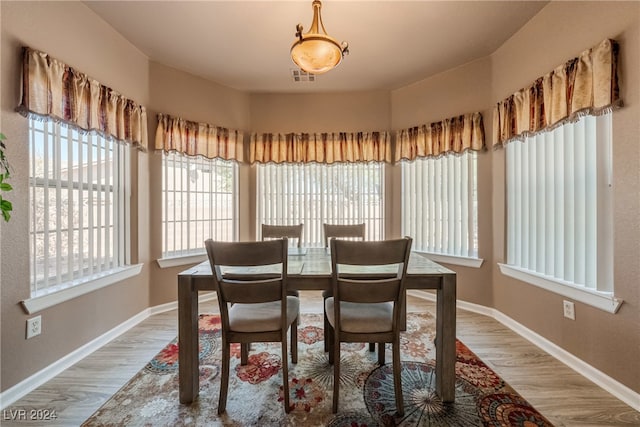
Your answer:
(281, 339), (291, 413)
(218, 342), (230, 414)
(322, 292), (331, 352)
(369, 342), (376, 352)
(323, 305), (330, 352)
(240, 343), (249, 365)
(378, 343), (386, 365)
(327, 325), (334, 365)
(392, 337), (404, 416)
(290, 318), (298, 364)
(332, 338), (340, 413)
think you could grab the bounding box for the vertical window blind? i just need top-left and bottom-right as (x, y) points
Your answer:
(162, 152), (237, 257)
(29, 118), (130, 296)
(257, 162), (384, 247)
(506, 113), (613, 291)
(401, 151), (478, 258)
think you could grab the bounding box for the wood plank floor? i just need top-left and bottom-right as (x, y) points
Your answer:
(3, 292), (639, 426)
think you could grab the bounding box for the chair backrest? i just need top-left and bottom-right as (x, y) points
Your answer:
(330, 237), (412, 305)
(205, 238), (288, 311)
(323, 223), (366, 247)
(262, 224), (303, 248)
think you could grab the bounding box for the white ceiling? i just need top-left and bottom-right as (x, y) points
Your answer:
(83, 0), (548, 93)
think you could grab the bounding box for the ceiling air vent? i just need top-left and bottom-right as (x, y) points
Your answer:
(291, 69), (316, 82)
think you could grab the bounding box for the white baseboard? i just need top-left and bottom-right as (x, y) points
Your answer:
(3, 291), (637, 412)
(0, 292), (218, 410)
(408, 290), (640, 412)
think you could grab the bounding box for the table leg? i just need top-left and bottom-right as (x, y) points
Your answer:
(435, 274), (456, 402)
(178, 274), (199, 404)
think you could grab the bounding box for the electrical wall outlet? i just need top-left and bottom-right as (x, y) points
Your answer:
(26, 315), (42, 339)
(563, 300), (575, 320)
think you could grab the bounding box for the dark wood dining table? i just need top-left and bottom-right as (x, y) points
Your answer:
(177, 248), (457, 404)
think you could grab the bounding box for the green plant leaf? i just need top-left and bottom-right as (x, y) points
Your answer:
(0, 132), (11, 222)
(1, 199), (12, 222)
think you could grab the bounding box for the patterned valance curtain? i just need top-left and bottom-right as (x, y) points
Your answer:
(395, 112), (485, 161)
(493, 39), (622, 147)
(16, 47), (148, 150)
(155, 114), (243, 161)
(250, 131), (391, 164)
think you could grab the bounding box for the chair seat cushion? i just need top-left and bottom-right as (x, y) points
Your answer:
(229, 296), (300, 333)
(325, 298), (393, 333)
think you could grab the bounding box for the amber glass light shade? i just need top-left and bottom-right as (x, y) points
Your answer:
(291, 0), (348, 74)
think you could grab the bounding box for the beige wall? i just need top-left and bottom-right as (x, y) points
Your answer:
(489, 1), (640, 392)
(1, 0), (638, 397)
(250, 91), (391, 133)
(1, 1), (151, 390)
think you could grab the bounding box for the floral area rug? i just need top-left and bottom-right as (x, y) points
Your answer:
(82, 312), (553, 426)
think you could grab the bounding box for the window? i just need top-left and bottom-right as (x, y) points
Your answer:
(162, 152), (237, 258)
(29, 118), (130, 297)
(501, 113), (617, 311)
(401, 151), (479, 262)
(257, 162), (384, 246)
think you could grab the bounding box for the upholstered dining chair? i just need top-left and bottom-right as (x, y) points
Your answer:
(204, 238), (299, 414)
(262, 223), (304, 248)
(325, 237), (412, 414)
(322, 223), (366, 351)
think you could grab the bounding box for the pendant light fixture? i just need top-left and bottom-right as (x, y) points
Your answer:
(290, 0), (349, 74)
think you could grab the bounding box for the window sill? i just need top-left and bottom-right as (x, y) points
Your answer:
(417, 251), (484, 268)
(498, 263), (623, 314)
(157, 253), (207, 269)
(21, 264), (143, 314)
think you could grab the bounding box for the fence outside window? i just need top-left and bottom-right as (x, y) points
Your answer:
(162, 152), (237, 258)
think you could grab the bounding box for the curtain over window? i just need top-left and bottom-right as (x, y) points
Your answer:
(155, 114), (241, 259)
(494, 39), (623, 311)
(493, 39), (621, 147)
(17, 47), (148, 150)
(250, 132), (391, 164)
(253, 131), (388, 245)
(155, 114), (243, 161)
(396, 112), (485, 161)
(397, 113), (484, 262)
